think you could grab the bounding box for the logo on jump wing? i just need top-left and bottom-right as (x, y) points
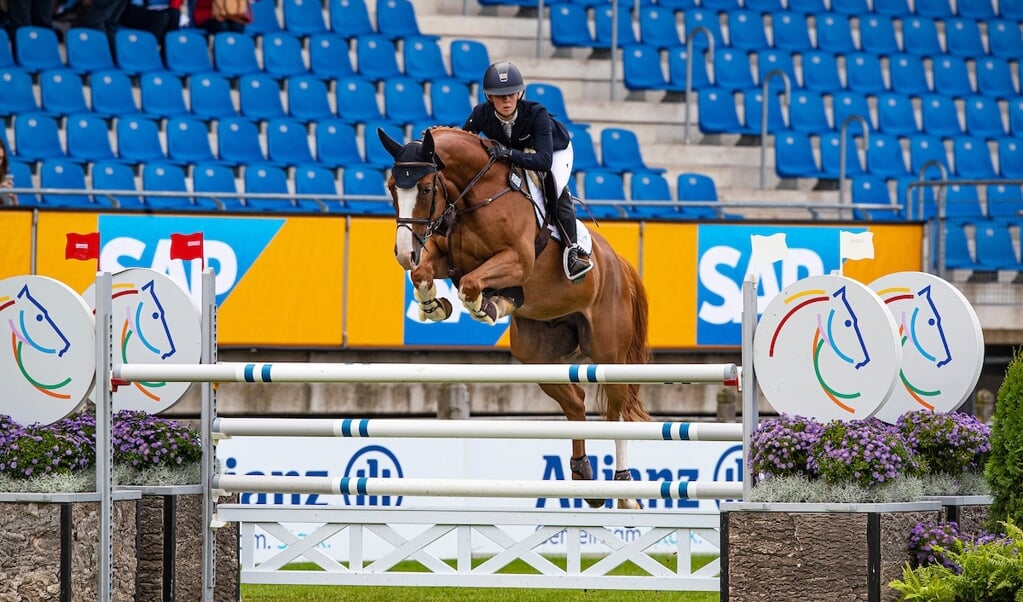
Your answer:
(0, 285), (74, 399)
(877, 284), (951, 411)
(768, 285), (870, 414)
(112, 278), (177, 402)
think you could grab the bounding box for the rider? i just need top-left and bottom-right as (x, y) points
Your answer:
(462, 61), (593, 280)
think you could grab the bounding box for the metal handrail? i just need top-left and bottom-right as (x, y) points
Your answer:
(837, 114), (870, 209)
(683, 26), (714, 145)
(759, 70), (791, 190)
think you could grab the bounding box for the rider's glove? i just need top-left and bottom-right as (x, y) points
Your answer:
(487, 143), (514, 162)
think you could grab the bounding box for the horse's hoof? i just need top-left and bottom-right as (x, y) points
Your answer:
(569, 456), (605, 508)
(420, 297), (452, 322)
(460, 291), (483, 313)
(613, 469), (643, 510)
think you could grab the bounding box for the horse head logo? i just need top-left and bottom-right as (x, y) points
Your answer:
(878, 284), (952, 410)
(115, 278), (176, 402)
(0, 284), (74, 398)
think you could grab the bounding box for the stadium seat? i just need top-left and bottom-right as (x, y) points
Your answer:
(900, 17), (942, 58)
(974, 221), (1023, 271)
(682, 8), (723, 51)
(756, 49), (796, 91)
(115, 115), (166, 164)
(39, 69), (88, 115)
(92, 161), (143, 209)
(66, 113), (118, 163)
(726, 10), (768, 50)
(876, 93), (920, 136)
(676, 172), (735, 220)
(976, 56), (1018, 100)
(815, 14), (856, 54)
(342, 163), (392, 215)
(403, 35), (449, 82)
(986, 183), (1023, 221)
(858, 15), (899, 56)
(964, 95), (1008, 140)
(845, 52), (886, 95)
(0, 29), (13, 69)
(114, 29), (163, 76)
(820, 131), (867, 179)
(245, 163), (318, 212)
(771, 11), (812, 52)
(15, 26), (63, 73)
(263, 32), (308, 79)
(987, 19), (1023, 59)
(744, 0), (783, 12)
(666, 46), (712, 92)
(90, 70), (139, 117)
(1011, 99), (1023, 137)
(628, 170), (677, 219)
(167, 116), (219, 164)
(189, 72), (237, 119)
(356, 34), (402, 82)
(363, 120), (406, 168)
(550, 4), (595, 49)
(908, 135), (950, 175)
(999, 138), (1023, 179)
(66, 27), (115, 73)
(218, 117), (268, 166)
(330, 0), (374, 39)
(525, 82), (574, 125)
(213, 32), (260, 78)
(165, 30), (214, 76)
(0, 67), (39, 115)
(830, 0), (870, 15)
(580, 170), (627, 219)
(239, 73), (287, 120)
(774, 131), (827, 179)
(638, 6), (681, 50)
(943, 183), (985, 222)
(712, 48), (754, 91)
(941, 223), (981, 271)
(953, 137), (997, 179)
(308, 34), (356, 80)
(889, 53), (931, 96)
(565, 123), (599, 172)
(866, 133), (911, 179)
(193, 164), (242, 210)
(13, 113), (64, 161)
(850, 176), (900, 220)
(266, 117), (315, 166)
(336, 76), (384, 123)
(920, 94), (964, 138)
(832, 91), (874, 131)
(801, 51), (842, 92)
(789, 90), (831, 133)
(600, 127), (664, 174)
(430, 78), (473, 126)
(872, 0), (910, 16)
(932, 55), (974, 98)
(287, 74), (334, 121)
(915, 0), (953, 19)
(315, 119), (363, 167)
(999, 0), (1023, 19)
(247, 0), (283, 35)
(295, 164), (341, 211)
(944, 17), (985, 58)
(697, 87), (743, 134)
(787, 0), (825, 12)
(282, 0), (327, 37)
(958, 0), (995, 19)
(40, 159), (94, 207)
(6, 161), (37, 205)
(450, 39), (490, 86)
(139, 71), (188, 118)
(623, 44), (668, 91)
(700, 0), (740, 10)
(142, 162), (200, 211)
(376, 0), (424, 40)
(742, 88), (787, 135)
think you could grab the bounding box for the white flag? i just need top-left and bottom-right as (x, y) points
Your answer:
(840, 230), (875, 261)
(749, 233), (789, 268)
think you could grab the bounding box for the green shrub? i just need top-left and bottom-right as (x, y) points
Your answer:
(986, 348), (1023, 532)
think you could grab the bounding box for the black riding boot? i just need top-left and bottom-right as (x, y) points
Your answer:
(555, 188), (593, 279)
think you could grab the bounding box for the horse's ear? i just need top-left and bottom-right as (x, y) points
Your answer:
(422, 129), (445, 170)
(377, 127), (404, 159)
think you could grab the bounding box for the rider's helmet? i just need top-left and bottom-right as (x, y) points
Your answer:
(482, 61), (525, 96)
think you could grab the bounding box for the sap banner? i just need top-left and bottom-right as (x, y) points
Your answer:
(218, 436), (741, 562)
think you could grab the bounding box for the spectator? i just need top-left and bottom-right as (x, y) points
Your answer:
(79, 0), (131, 52)
(119, 0), (183, 44)
(192, 0), (246, 34)
(0, 138), (14, 205)
(6, 0), (55, 39)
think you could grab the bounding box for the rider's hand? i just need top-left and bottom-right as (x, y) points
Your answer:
(487, 143), (513, 162)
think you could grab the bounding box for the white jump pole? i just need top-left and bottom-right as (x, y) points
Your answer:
(213, 417), (743, 441)
(214, 474), (744, 501)
(114, 362), (739, 385)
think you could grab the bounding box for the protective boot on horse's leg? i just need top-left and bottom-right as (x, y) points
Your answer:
(544, 174), (592, 280)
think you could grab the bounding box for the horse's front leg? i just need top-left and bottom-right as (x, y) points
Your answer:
(458, 248), (530, 325)
(409, 241), (453, 322)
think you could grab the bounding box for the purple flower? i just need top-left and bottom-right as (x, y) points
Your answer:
(748, 414), (825, 483)
(896, 411), (990, 476)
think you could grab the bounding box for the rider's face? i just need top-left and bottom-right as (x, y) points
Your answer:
(488, 92), (520, 118)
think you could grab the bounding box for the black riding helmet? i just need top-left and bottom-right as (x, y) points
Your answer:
(482, 61), (525, 96)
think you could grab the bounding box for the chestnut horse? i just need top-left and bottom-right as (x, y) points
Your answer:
(378, 126), (651, 508)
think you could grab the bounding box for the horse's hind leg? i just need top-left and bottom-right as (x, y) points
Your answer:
(539, 382), (606, 509)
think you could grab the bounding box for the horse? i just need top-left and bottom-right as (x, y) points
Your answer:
(377, 126), (651, 509)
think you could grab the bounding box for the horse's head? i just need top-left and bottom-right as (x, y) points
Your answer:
(4, 285), (72, 357)
(906, 284), (952, 368)
(379, 127), (447, 269)
(825, 286), (871, 370)
(133, 280), (177, 360)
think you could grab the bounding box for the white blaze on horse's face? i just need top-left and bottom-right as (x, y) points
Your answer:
(394, 186), (419, 269)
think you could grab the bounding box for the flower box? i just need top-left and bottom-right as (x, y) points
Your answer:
(0, 491), (140, 602)
(721, 500), (942, 602)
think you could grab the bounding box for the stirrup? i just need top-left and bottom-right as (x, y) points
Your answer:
(563, 245), (593, 281)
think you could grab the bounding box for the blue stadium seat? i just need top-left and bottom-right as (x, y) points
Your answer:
(866, 133), (911, 179)
(114, 29), (163, 76)
(623, 44), (668, 91)
(66, 113), (118, 163)
(726, 10), (767, 50)
(697, 87), (743, 134)
(13, 113), (64, 162)
(167, 116), (219, 164)
(90, 70), (139, 117)
(403, 35), (449, 82)
(820, 131), (866, 179)
(565, 123), (599, 172)
(581, 169), (627, 219)
(770, 11), (812, 52)
(287, 74), (334, 121)
(0, 67), (39, 115)
(315, 119), (364, 167)
(263, 32), (308, 79)
(450, 39), (490, 86)
(987, 19), (1023, 59)
(92, 161), (143, 209)
(944, 18), (986, 58)
(774, 131), (827, 179)
(1001, 0), (1023, 21)
(850, 176), (901, 220)
(958, 0), (996, 19)
(376, 0), (423, 40)
(953, 136), (997, 179)
(964, 95), (1008, 140)
(39, 69), (88, 115)
(815, 14), (856, 54)
(295, 164), (340, 211)
(900, 17), (942, 58)
(336, 76), (384, 123)
(876, 93), (920, 137)
(974, 221), (1023, 271)
(986, 183), (1023, 221)
(596, 5), (641, 49)
(308, 34), (355, 80)
(801, 51), (842, 92)
(40, 159), (94, 207)
(1011, 99), (1023, 137)
(600, 127), (664, 174)
(356, 34), (402, 82)
(363, 120), (407, 168)
(742, 88), (787, 135)
(932, 55), (974, 99)
(0, 29), (13, 69)
(430, 78), (473, 126)
(266, 117), (315, 166)
(942, 223), (981, 271)
(712, 48), (754, 91)
(872, 0), (910, 16)
(789, 90), (831, 133)
(193, 164), (242, 210)
(218, 117), (268, 166)
(683, 8), (723, 51)
(908, 134), (949, 175)
(676, 172), (736, 220)
(239, 73), (287, 120)
(550, 3), (595, 49)
(245, 163), (317, 212)
(921, 94), (963, 138)
(116, 115), (166, 164)
(744, 0), (783, 12)
(787, 0), (825, 12)
(6, 161), (37, 205)
(830, 0), (869, 15)
(845, 52), (886, 95)
(142, 162), (201, 211)
(247, 0), (283, 35)
(832, 91), (874, 131)
(889, 53), (931, 96)
(756, 49), (796, 91)
(943, 183), (985, 222)
(700, 0), (741, 10)
(666, 46), (711, 92)
(915, 0), (953, 18)
(139, 71), (188, 118)
(165, 30), (214, 76)
(342, 163), (392, 215)
(628, 170), (676, 219)
(15, 26), (63, 73)
(282, 0), (327, 37)
(638, 6), (681, 50)
(858, 14), (899, 56)
(976, 56), (1018, 100)
(330, 0), (374, 39)
(999, 138), (1023, 179)
(189, 72), (237, 119)
(66, 27), (115, 73)
(213, 32), (260, 78)
(525, 82), (574, 124)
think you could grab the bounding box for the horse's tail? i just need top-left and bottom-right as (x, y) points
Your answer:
(618, 254), (652, 423)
